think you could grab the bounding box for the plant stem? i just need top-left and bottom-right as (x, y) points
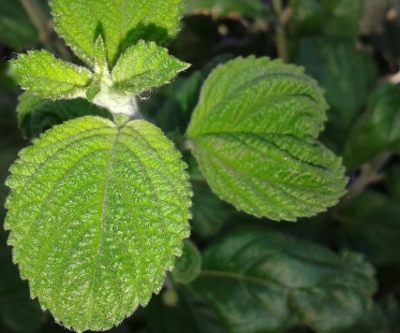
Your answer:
(19, 0), (71, 59)
(19, 0), (49, 44)
(336, 152), (391, 210)
(272, 0), (289, 63)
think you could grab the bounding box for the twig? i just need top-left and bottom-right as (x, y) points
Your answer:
(272, 0), (289, 63)
(19, 0), (50, 44)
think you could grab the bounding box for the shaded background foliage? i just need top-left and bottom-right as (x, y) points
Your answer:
(1, 0), (400, 332)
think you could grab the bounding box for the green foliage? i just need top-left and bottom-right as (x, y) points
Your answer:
(5, 116), (191, 332)
(0, 0), (50, 49)
(172, 239), (201, 283)
(337, 190), (400, 266)
(50, 0), (184, 67)
(1, 0), (399, 332)
(187, 56), (346, 221)
(184, 0), (267, 17)
(190, 228), (376, 333)
(17, 92), (111, 139)
(12, 50), (92, 99)
(344, 85), (400, 169)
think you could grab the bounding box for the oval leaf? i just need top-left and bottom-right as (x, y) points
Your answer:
(5, 116), (192, 332)
(190, 228), (377, 333)
(186, 56), (347, 221)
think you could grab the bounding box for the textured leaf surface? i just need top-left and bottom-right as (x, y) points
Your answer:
(12, 51), (93, 100)
(17, 92), (111, 139)
(337, 190), (400, 266)
(343, 85), (400, 169)
(5, 116), (192, 332)
(51, 0), (184, 67)
(190, 228), (377, 333)
(112, 40), (189, 95)
(186, 56), (346, 221)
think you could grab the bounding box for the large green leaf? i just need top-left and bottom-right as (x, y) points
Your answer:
(5, 116), (192, 332)
(50, 0), (185, 67)
(343, 85), (400, 170)
(190, 228), (377, 333)
(186, 56), (346, 221)
(337, 190), (400, 266)
(12, 50), (93, 100)
(17, 92), (111, 139)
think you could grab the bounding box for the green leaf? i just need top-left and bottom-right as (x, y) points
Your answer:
(190, 228), (377, 333)
(190, 180), (229, 239)
(50, 0), (185, 67)
(17, 92), (112, 139)
(385, 164), (400, 202)
(186, 56), (346, 221)
(12, 50), (93, 100)
(184, 0), (268, 17)
(5, 116), (192, 332)
(112, 40), (190, 95)
(296, 38), (377, 152)
(147, 286), (227, 333)
(290, 0), (364, 40)
(337, 190), (400, 266)
(172, 239), (201, 284)
(343, 85), (400, 170)
(322, 0), (364, 40)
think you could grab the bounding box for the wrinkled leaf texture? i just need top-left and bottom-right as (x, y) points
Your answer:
(5, 116), (192, 332)
(186, 56), (347, 221)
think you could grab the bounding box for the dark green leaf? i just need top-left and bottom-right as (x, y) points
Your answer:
(296, 38), (377, 152)
(385, 164), (400, 202)
(190, 228), (377, 333)
(0, 0), (50, 49)
(337, 190), (400, 266)
(172, 239), (202, 284)
(147, 286), (226, 333)
(343, 85), (400, 170)
(17, 92), (112, 139)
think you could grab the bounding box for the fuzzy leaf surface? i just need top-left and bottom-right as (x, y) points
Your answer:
(5, 116), (192, 332)
(112, 40), (189, 95)
(190, 228), (377, 333)
(51, 0), (184, 67)
(12, 51), (92, 100)
(186, 56), (346, 221)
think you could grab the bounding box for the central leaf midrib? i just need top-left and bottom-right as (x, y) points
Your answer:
(88, 126), (122, 326)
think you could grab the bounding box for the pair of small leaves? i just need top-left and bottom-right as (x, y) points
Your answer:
(5, 116), (192, 332)
(186, 56), (347, 221)
(12, 0), (189, 115)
